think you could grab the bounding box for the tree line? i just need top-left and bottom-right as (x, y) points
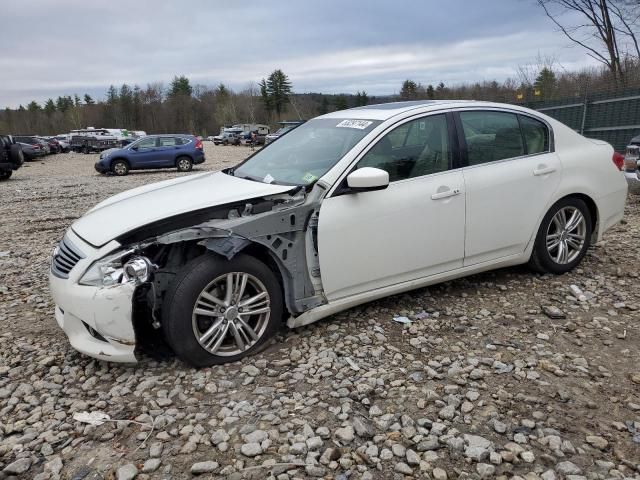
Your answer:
(2, 59), (640, 137)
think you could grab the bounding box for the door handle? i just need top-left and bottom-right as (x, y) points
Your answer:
(533, 166), (556, 176)
(431, 188), (461, 200)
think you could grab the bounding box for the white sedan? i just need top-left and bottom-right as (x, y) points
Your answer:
(49, 101), (628, 366)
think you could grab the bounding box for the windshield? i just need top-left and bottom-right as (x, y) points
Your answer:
(233, 118), (381, 186)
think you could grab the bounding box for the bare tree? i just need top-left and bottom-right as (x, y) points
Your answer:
(536, 0), (639, 81)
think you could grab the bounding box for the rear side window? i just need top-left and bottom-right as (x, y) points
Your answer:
(159, 137), (179, 146)
(519, 115), (549, 154)
(460, 111), (524, 165)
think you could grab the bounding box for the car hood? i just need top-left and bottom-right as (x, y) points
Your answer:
(72, 171), (297, 247)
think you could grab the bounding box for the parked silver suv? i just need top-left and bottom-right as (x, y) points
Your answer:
(624, 144), (640, 194)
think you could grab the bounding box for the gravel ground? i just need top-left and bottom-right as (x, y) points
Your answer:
(1, 144), (639, 480)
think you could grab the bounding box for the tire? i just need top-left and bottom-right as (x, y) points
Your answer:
(176, 156), (193, 172)
(162, 253), (283, 367)
(9, 144), (24, 166)
(529, 197), (592, 274)
(111, 159), (129, 176)
(0, 170), (12, 180)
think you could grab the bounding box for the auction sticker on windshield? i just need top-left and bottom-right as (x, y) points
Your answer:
(336, 119), (373, 130)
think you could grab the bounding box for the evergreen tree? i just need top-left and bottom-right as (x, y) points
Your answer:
(534, 68), (557, 100)
(259, 78), (273, 115)
(44, 99), (56, 116)
(83, 94), (95, 105)
(264, 69), (292, 119)
(426, 84), (435, 99)
(400, 80), (419, 100)
(334, 94), (348, 111)
(169, 75), (193, 97)
(318, 96), (329, 115)
(27, 101), (41, 112)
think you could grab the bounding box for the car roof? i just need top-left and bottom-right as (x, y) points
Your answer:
(319, 100), (531, 121)
(144, 134), (193, 137)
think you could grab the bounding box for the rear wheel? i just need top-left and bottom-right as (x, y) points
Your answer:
(0, 170), (12, 180)
(529, 197), (592, 274)
(176, 156), (193, 172)
(162, 254), (283, 367)
(111, 159), (129, 176)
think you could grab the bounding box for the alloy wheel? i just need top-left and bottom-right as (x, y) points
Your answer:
(545, 206), (587, 264)
(178, 158), (191, 171)
(191, 272), (271, 356)
(114, 163), (127, 175)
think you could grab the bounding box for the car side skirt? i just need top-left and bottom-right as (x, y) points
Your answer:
(287, 252), (528, 329)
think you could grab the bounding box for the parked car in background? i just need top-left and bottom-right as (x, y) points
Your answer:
(94, 134), (205, 176)
(264, 120), (305, 145)
(53, 136), (71, 152)
(49, 101), (627, 366)
(206, 136), (216, 142)
(18, 142), (45, 161)
(39, 137), (61, 154)
(70, 129), (120, 153)
(14, 136), (50, 155)
(623, 144), (640, 194)
(213, 131), (241, 146)
(0, 135), (24, 180)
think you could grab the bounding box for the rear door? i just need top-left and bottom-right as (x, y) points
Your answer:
(156, 136), (182, 166)
(456, 109), (561, 265)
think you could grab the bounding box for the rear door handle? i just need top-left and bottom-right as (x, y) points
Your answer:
(533, 166), (556, 176)
(431, 188), (461, 200)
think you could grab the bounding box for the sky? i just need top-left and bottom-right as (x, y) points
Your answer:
(1, 0), (598, 108)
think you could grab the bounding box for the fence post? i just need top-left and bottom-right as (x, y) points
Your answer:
(579, 83), (589, 135)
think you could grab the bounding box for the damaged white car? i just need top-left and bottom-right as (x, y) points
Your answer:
(49, 101), (628, 366)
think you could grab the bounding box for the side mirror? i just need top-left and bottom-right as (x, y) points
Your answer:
(130, 145), (138, 151)
(346, 167), (389, 192)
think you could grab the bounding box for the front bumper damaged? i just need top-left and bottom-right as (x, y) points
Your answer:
(49, 232), (138, 363)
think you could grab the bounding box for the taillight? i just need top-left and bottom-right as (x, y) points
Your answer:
(612, 152), (624, 170)
(195, 139), (203, 150)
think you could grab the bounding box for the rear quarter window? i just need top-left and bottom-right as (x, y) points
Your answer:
(519, 115), (550, 154)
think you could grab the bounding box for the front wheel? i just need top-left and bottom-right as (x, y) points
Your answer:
(111, 159), (129, 176)
(162, 254), (283, 367)
(529, 197), (592, 274)
(176, 156), (193, 172)
(0, 170), (12, 180)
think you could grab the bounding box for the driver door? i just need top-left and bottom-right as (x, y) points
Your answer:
(317, 113), (466, 301)
(130, 137), (159, 168)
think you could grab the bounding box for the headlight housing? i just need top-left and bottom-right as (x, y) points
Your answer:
(79, 249), (153, 287)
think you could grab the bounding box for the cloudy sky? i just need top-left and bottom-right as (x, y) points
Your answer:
(2, 0), (596, 107)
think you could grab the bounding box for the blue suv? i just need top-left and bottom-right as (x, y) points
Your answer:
(95, 134), (205, 176)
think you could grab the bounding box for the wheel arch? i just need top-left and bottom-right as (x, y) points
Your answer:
(562, 192), (598, 235)
(110, 156), (130, 168)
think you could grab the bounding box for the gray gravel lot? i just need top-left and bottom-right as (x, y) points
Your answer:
(1, 143), (639, 479)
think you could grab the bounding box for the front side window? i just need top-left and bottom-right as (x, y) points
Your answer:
(134, 137), (157, 150)
(233, 118), (381, 186)
(519, 115), (549, 154)
(460, 111), (524, 165)
(357, 114), (451, 182)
